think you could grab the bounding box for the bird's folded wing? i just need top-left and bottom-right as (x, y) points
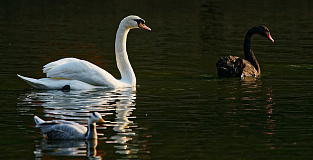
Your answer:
(43, 58), (118, 86)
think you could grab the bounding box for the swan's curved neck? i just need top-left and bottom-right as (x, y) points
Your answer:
(244, 28), (260, 74)
(115, 26), (136, 86)
(86, 122), (97, 139)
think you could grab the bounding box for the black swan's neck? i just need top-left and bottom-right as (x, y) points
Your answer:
(244, 28), (260, 73)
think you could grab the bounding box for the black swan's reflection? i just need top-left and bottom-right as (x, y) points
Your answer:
(18, 87), (150, 159)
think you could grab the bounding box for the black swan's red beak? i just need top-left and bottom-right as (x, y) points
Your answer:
(268, 34), (274, 42)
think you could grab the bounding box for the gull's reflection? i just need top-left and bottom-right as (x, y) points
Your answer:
(18, 87), (149, 159)
(34, 139), (102, 159)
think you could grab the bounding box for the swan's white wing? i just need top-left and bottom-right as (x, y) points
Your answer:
(43, 58), (119, 87)
(43, 58), (80, 73)
(17, 74), (98, 90)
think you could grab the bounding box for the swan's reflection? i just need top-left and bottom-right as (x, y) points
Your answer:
(263, 87), (277, 150)
(217, 78), (262, 101)
(34, 139), (102, 159)
(110, 99), (138, 155)
(220, 78), (277, 150)
(18, 87), (149, 159)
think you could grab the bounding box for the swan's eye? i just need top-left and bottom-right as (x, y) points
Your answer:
(134, 19), (145, 25)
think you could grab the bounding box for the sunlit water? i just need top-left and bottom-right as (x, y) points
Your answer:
(1, 0), (313, 159)
(14, 88), (146, 159)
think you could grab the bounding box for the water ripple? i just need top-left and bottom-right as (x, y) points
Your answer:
(17, 87), (149, 158)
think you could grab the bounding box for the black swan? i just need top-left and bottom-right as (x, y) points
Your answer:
(216, 26), (274, 77)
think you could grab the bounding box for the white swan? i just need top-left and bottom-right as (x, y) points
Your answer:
(17, 15), (151, 90)
(34, 112), (105, 139)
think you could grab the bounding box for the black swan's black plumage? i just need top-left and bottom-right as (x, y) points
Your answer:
(216, 26), (274, 77)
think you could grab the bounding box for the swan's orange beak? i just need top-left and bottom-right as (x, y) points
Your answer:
(268, 34), (274, 42)
(138, 22), (151, 31)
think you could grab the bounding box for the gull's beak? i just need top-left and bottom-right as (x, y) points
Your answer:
(268, 34), (274, 42)
(138, 22), (151, 31)
(98, 118), (105, 123)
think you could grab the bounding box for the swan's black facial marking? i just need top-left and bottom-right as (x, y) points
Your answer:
(92, 112), (97, 117)
(134, 18), (151, 31)
(134, 19), (145, 26)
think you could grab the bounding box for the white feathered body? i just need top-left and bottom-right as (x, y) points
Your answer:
(17, 15), (150, 90)
(17, 58), (132, 89)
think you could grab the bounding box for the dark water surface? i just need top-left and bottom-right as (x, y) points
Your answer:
(1, 0), (313, 159)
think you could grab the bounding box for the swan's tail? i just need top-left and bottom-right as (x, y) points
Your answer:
(17, 74), (48, 89)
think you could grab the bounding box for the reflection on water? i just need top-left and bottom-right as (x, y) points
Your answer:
(34, 139), (102, 159)
(17, 87), (149, 159)
(218, 78), (277, 145)
(2, 0), (313, 159)
(218, 78), (263, 101)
